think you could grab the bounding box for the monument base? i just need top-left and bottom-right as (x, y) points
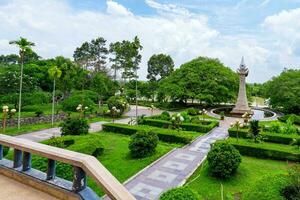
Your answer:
(230, 108), (253, 117)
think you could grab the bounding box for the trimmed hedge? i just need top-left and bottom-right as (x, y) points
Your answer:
(228, 128), (300, 145)
(102, 123), (200, 144)
(278, 114), (300, 126)
(228, 139), (300, 162)
(139, 118), (219, 133)
(160, 187), (201, 200)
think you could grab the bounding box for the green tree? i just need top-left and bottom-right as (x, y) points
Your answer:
(90, 72), (117, 104)
(73, 37), (109, 73)
(109, 36), (143, 81)
(48, 66), (62, 125)
(263, 69), (300, 114)
(158, 57), (238, 105)
(9, 37), (35, 129)
(147, 54), (174, 82)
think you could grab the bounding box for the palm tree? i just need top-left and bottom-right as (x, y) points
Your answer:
(9, 37), (35, 129)
(48, 66), (62, 125)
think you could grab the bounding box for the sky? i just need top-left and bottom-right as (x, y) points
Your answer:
(0, 0), (300, 83)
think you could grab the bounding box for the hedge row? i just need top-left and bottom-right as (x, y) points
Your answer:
(102, 123), (199, 144)
(228, 140), (300, 162)
(139, 118), (219, 133)
(278, 114), (300, 126)
(228, 128), (300, 145)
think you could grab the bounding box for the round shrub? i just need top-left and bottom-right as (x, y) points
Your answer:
(187, 108), (199, 116)
(107, 96), (128, 116)
(160, 187), (200, 200)
(160, 111), (171, 120)
(129, 131), (159, 158)
(61, 92), (95, 112)
(60, 118), (89, 136)
(207, 142), (242, 179)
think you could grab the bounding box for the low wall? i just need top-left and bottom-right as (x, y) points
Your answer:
(0, 114), (66, 127)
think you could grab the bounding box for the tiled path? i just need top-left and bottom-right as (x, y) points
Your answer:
(120, 117), (237, 200)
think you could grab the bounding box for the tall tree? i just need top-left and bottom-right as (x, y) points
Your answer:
(110, 36), (143, 81)
(263, 69), (300, 114)
(48, 66), (62, 125)
(158, 57), (239, 105)
(73, 37), (108, 73)
(147, 54), (174, 82)
(9, 37), (35, 129)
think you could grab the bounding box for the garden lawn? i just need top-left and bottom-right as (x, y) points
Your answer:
(185, 156), (290, 200)
(87, 132), (179, 196)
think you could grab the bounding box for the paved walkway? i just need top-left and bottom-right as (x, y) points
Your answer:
(0, 174), (60, 200)
(105, 117), (236, 200)
(15, 106), (163, 142)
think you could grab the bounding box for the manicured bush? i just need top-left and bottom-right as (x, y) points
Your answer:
(228, 128), (300, 145)
(102, 123), (196, 144)
(207, 142), (242, 179)
(279, 114), (300, 126)
(35, 110), (44, 117)
(139, 118), (218, 133)
(60, 118), (89, 136)
(160, 187), (200, 200)
(107, 96), (128, 116)
(229, 139), (300, 161)
(62, 93), (95, 112)
(161, 111), (171, 120)
(186, 108), (199, 116)
(280, 120), (298, 135)
(129, 131), (159, 158)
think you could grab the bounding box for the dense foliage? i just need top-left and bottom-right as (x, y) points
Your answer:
(158, 57), (238, 105)
(207, 142), (242, 179)
(263, 69), (300, 114)
(129, 131), (159, 158)
(60, 118), (89, 136)
(160, 187), (200, 200)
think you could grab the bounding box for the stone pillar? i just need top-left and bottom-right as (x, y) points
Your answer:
(231, 57), (252, 116)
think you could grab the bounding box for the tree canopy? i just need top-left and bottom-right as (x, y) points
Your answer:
(147, 54), (174, 82)
(263, 69), (300, 114)
(158, 57), (239, 105)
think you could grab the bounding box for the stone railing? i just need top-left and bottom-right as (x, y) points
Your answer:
(0, 134), (135, 200)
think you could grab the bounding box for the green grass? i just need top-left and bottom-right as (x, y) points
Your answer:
(185, 156), (290, 200)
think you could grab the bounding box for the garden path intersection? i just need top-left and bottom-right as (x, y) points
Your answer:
(13, 106), (238, 200)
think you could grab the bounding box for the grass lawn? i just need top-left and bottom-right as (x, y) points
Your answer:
(185, 156), (291, 200)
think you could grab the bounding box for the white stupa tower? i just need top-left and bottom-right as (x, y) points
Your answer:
(231, 57), (252, 116)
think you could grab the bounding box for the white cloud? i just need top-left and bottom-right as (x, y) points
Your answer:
(0, 0), (294, 83)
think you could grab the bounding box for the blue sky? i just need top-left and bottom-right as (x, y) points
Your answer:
(0, 0), (299, 82)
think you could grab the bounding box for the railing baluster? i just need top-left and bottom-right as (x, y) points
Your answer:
(0, 144), (3, 160)
(13, 149), (22, 168)
(46, 159), (56, 180)
(22, 152), (31, 171)
(72, 166), (86, 192)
